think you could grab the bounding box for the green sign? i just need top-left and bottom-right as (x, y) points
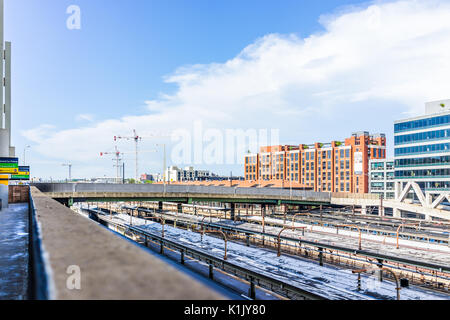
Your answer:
(0, 158), (18, 174)
(10, 166), (30, 181)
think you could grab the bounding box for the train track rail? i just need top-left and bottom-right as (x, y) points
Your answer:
(84, 208), (327, 300)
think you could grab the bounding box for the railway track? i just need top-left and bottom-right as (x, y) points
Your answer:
(79, 205), (450, 299)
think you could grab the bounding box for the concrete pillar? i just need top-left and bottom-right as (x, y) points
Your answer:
(5, 41), (11, 149)
(248, 277), (256, 299)
(0, 129), (12, 209)
(0, 129), (9, 156)
(393, 207), (401, 218)
(261, 204), (266, 246)
(377, 259), (383, 282)
(0, 0), (3, 128)
(318, 247), (323, 266)
(209, 264), (214, 280)
(0, 184), (7, 209)
(230, 203), (235, 221)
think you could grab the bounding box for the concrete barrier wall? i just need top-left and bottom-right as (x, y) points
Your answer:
(29, 187), (225, 300)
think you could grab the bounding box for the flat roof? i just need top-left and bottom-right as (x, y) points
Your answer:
(394, 110), (450, 124)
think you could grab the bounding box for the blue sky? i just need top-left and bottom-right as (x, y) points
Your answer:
(6, 0), (450, 179)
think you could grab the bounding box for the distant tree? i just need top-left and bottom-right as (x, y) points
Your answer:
(144, 180), (153, 184)
(440, 103), (446, 108)
(127, 178), (136, 184)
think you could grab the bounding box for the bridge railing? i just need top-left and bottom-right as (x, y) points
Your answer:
(31, 183), (332, 201)
(331, 192), (381, 200)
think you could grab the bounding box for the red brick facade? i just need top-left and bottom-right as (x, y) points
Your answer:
(244, 132), (386, 193)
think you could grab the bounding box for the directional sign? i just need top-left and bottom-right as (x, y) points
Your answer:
(0, 158), (19, 174)
(0, 174), (9, 185)
(0, 167), (18, 174)
(10, 166), (30, 181)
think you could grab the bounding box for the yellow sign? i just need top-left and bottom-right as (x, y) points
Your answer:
(0, 167), (18, 174)
(0, 174), (8, 185)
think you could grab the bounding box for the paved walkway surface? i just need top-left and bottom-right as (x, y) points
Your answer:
(0, 203), (29, 300)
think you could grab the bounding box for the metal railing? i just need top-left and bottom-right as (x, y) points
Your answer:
(87, 208), (326, 300)
(32, 183), (331, 201)
(132, 206), (450, 275)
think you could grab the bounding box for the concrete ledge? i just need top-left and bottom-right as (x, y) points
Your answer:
(30, 187), (225, 300)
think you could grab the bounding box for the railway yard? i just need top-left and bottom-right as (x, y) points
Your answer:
(73, 200), (450, 300)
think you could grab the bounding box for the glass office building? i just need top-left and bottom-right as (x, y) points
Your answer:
(369, 159), (395, 199)
(394, 100), (450, 192)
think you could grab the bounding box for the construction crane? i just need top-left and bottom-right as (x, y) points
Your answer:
(62, 163), (72, 181)
(100, 146), (124, 184)
(114, 129), (170, 183)
(114, 130), (141, 182)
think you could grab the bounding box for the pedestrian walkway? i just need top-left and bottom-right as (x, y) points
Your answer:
(0, 203), (29, 300)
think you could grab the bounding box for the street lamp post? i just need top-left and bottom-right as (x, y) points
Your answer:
(156, 144), (166, 187)
(62, 163), (72, 181)
(23, 145), (30, 165)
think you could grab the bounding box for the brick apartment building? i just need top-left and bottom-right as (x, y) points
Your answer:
(244, 131), (386, 193)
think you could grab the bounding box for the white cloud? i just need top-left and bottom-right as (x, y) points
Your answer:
(23, 0), (450, 177)
(22, 124), (56, 143)
(75, 114), (95, 122)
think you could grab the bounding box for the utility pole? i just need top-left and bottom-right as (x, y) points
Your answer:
(23, 145), (30, 165)
(62, 163), (72, 181)
(156, 143), (166, 187)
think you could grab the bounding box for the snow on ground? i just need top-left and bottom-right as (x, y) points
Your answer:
(240, 216), (450, 265)
(0, 203), (29, 300)
(93, 209), (450, 300)
(246, 215), (450, 254)
(118, 208), (450, 267)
